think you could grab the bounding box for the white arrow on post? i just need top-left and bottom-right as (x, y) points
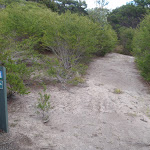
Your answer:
(0, 71), (2, 78)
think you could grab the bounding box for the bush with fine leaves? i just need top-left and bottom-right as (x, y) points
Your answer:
(133, 14), (150, 81)
(119, 27), (135, 55)
(95, 25), (118, 56)
(0, 51), (30, 96)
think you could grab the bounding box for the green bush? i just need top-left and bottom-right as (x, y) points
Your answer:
(1, 2), (117, 58)
(119, 27), (135, 55)
(36, 86), (50, 120)
(95, 24), (118, 56)
(0, 2), (48, 37)
(42, 11), (99, 69)
(0, 2), (47, 95)
(0, 51), (30, 96)
(133, 14), (150, 81)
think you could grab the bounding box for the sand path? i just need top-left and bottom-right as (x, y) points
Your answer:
(7, 53), (150, 150)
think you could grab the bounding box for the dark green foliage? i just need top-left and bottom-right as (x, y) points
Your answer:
(27, 0), (88, 15)
(108, 3), (147, 31)
(135, 55), (150, 81)
(27, 0), (59, 12)
(96, 0), (109, 8)
(56, 0), (88, 15)
(108, 0), (149, 56)
(133, 14), (150, 81)
(134, 0), (150, 8)
(108, 0), (150, 31)
(119, 27), (135, 55)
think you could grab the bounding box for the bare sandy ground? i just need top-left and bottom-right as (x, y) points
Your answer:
(5, 53), (150, 150)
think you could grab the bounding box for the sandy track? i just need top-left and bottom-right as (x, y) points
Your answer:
(8, 53), (150, 150)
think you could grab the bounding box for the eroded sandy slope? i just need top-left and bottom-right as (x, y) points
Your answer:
(7, 53), (150, 150)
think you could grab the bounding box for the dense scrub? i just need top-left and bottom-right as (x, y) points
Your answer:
(88, 7), (109, 25)
(119, 27), (135, 55)
(133, 14), (150, 81)
(108, 0), (149, 55)
(95, 25), (118, 56)
(0, 1), (117, 95)
(108, 3), (147, 30)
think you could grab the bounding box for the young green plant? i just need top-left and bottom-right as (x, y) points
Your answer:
(37, 86), (50, 120)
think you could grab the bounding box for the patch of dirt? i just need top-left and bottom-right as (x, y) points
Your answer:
(6, 53), (150, 150)
(0, 132), (19, 150)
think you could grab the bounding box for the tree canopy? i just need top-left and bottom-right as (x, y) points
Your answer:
(88, 7), (109, 24)
(134, 0), (150, 8)
(108, 1), (148, 31)
(56, 0), (87, 14)
(27, 0), (88, 15)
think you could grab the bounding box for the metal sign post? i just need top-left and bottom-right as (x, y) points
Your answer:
(0, 66), (8, 133)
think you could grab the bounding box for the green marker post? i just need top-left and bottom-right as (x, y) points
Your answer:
(0, 66), (8, 133)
